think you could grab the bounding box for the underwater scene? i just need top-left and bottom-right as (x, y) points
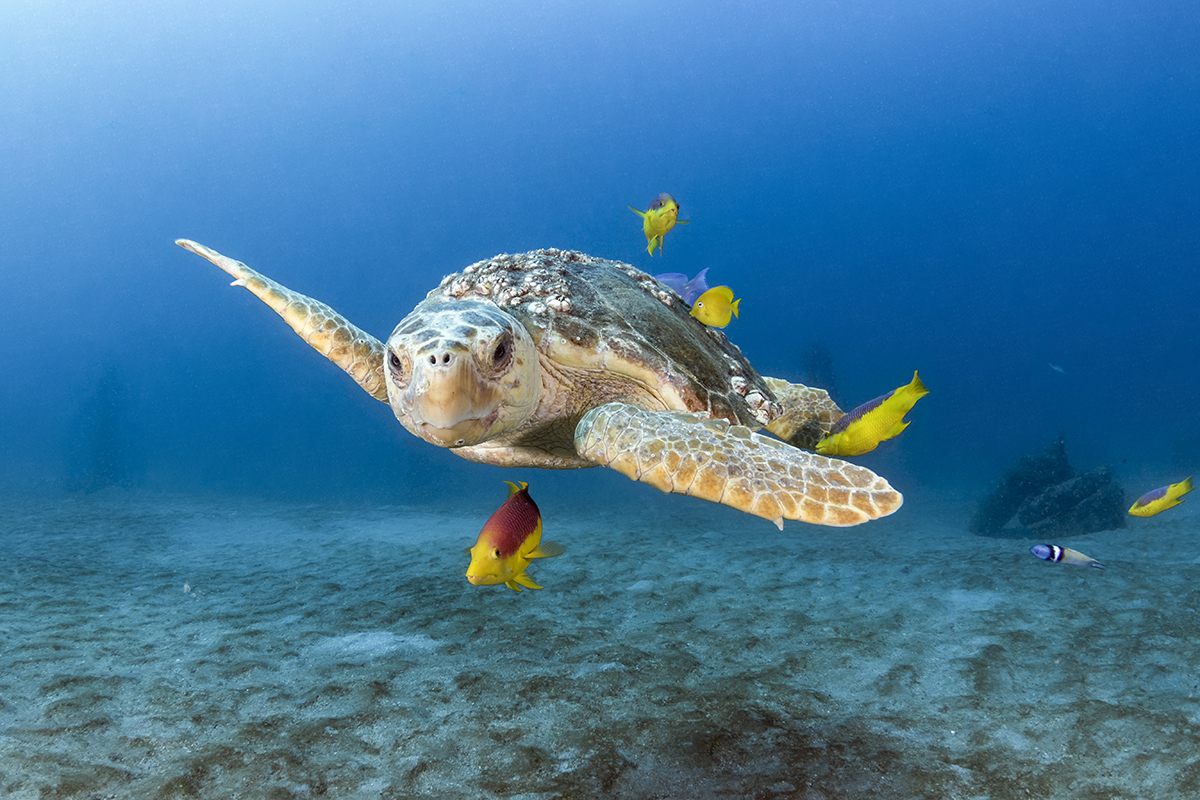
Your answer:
(2, 1), (1199, 798)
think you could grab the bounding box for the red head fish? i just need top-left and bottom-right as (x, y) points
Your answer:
(466, 482), (564, 591)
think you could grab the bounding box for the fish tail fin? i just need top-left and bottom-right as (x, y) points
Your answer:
(1171, 476), (1194, 500)
(504, 480), (529, 496)
(731, 298), (740, 318)
(531, 541), (564, 559)
(909, 370), (930, 397)
(1089, 559), (1106, 569)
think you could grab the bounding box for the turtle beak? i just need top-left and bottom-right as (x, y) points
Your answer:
(403, 346), (502, 447)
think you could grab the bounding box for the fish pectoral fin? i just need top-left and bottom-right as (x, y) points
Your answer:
(628, 206), (648, 218)
(513, 573), (543, 590)
(530, 542), (564, 559)
(675, 219), (689, 224)
(503, 579), (524, 592)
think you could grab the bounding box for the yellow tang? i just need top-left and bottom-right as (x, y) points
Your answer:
(689, 286), (740, 328)
(629, 192), (689, 255)
(466, 481), (564, 592)
(816, 371), (929, 457)
(1129, 476), (1193, 517)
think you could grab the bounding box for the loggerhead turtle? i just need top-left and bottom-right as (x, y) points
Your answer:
(177, 240), (902, 528)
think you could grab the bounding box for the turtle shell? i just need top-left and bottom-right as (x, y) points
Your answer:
(429, 249), (777, 428)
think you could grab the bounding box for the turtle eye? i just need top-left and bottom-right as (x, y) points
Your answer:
(387, 350), (410, 386)
(491, 334), (512, 368)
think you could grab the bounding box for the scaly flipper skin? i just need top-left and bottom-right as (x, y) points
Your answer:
(177, 239), (389, 402)
(761, 376), (844, 450)
(575, 402), (902, 528)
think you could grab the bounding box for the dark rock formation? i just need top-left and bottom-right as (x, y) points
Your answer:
(1017, 466), (1127, 537)
(969, 437), (1073, 536)
(971, 437), (1127, 538)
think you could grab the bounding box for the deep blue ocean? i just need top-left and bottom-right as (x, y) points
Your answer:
(4, 0), (1197, 508)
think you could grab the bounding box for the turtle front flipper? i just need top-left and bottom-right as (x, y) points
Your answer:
(761, 376), (844, 450)
(574, 402), (901, 529)
(177, 239), (388, 402)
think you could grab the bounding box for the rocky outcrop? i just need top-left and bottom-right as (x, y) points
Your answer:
(971, 437), (1127, 538)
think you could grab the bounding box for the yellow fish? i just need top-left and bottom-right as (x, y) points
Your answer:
(1128, 476), (1193, 517)
(629, 192), (689, 255)
(466, 481), (564, 591)
(815, 371), (929, 457)
(689, 286), (740, 328)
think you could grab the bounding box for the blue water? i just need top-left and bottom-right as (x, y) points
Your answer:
(4, 0), (1197, 502)
(2, 1), (1199, 796)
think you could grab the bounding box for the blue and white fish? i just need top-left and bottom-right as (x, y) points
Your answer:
(1029, 544), (1104, 569)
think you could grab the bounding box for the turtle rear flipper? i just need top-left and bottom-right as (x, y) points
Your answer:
(761, 376), (844, 450)
(575, 402), (902, 529)
(177, 239), (388, 402)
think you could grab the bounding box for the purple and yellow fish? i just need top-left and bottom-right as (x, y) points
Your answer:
(466, 481), (563, 592)
(1129, 476), (1193, 517)
(1030, 544), (1105, 569)
(629, 193), (689, 255)
(815, 371), (929, 457)
(654, 267), (710, 305)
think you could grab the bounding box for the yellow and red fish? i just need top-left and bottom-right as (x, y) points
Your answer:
(689, 286), (740, 328)
(1129, 476), (1193, 517)
(815, 371), (929, 457)
(1029, 544), (1105, 569)
(466, 481), (563, 591)
(629, 192), (689, 255)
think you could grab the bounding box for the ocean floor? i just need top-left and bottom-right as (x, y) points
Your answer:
(2, 487), (1199, 799)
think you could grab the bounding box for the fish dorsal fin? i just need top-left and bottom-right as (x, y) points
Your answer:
(504, 480), (529, 497)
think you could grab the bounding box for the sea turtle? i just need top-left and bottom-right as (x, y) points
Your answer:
(177, 240), (902, 528)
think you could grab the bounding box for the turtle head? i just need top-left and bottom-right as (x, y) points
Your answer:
(384, 300), (540, 449)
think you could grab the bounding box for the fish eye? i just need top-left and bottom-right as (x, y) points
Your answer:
(492, 548), (501, 558)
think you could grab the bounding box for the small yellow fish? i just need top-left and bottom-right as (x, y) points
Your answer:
(466, 481), (564, 591)
(1030, 544), (1105, 569)
(629, 192), (689, 255)
(1129, 476), (1193, 517)
(690, 286), (740, 327)
(815, 371), (929, 457)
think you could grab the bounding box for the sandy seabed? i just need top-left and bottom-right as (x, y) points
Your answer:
(1, 488), (1198, 799)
